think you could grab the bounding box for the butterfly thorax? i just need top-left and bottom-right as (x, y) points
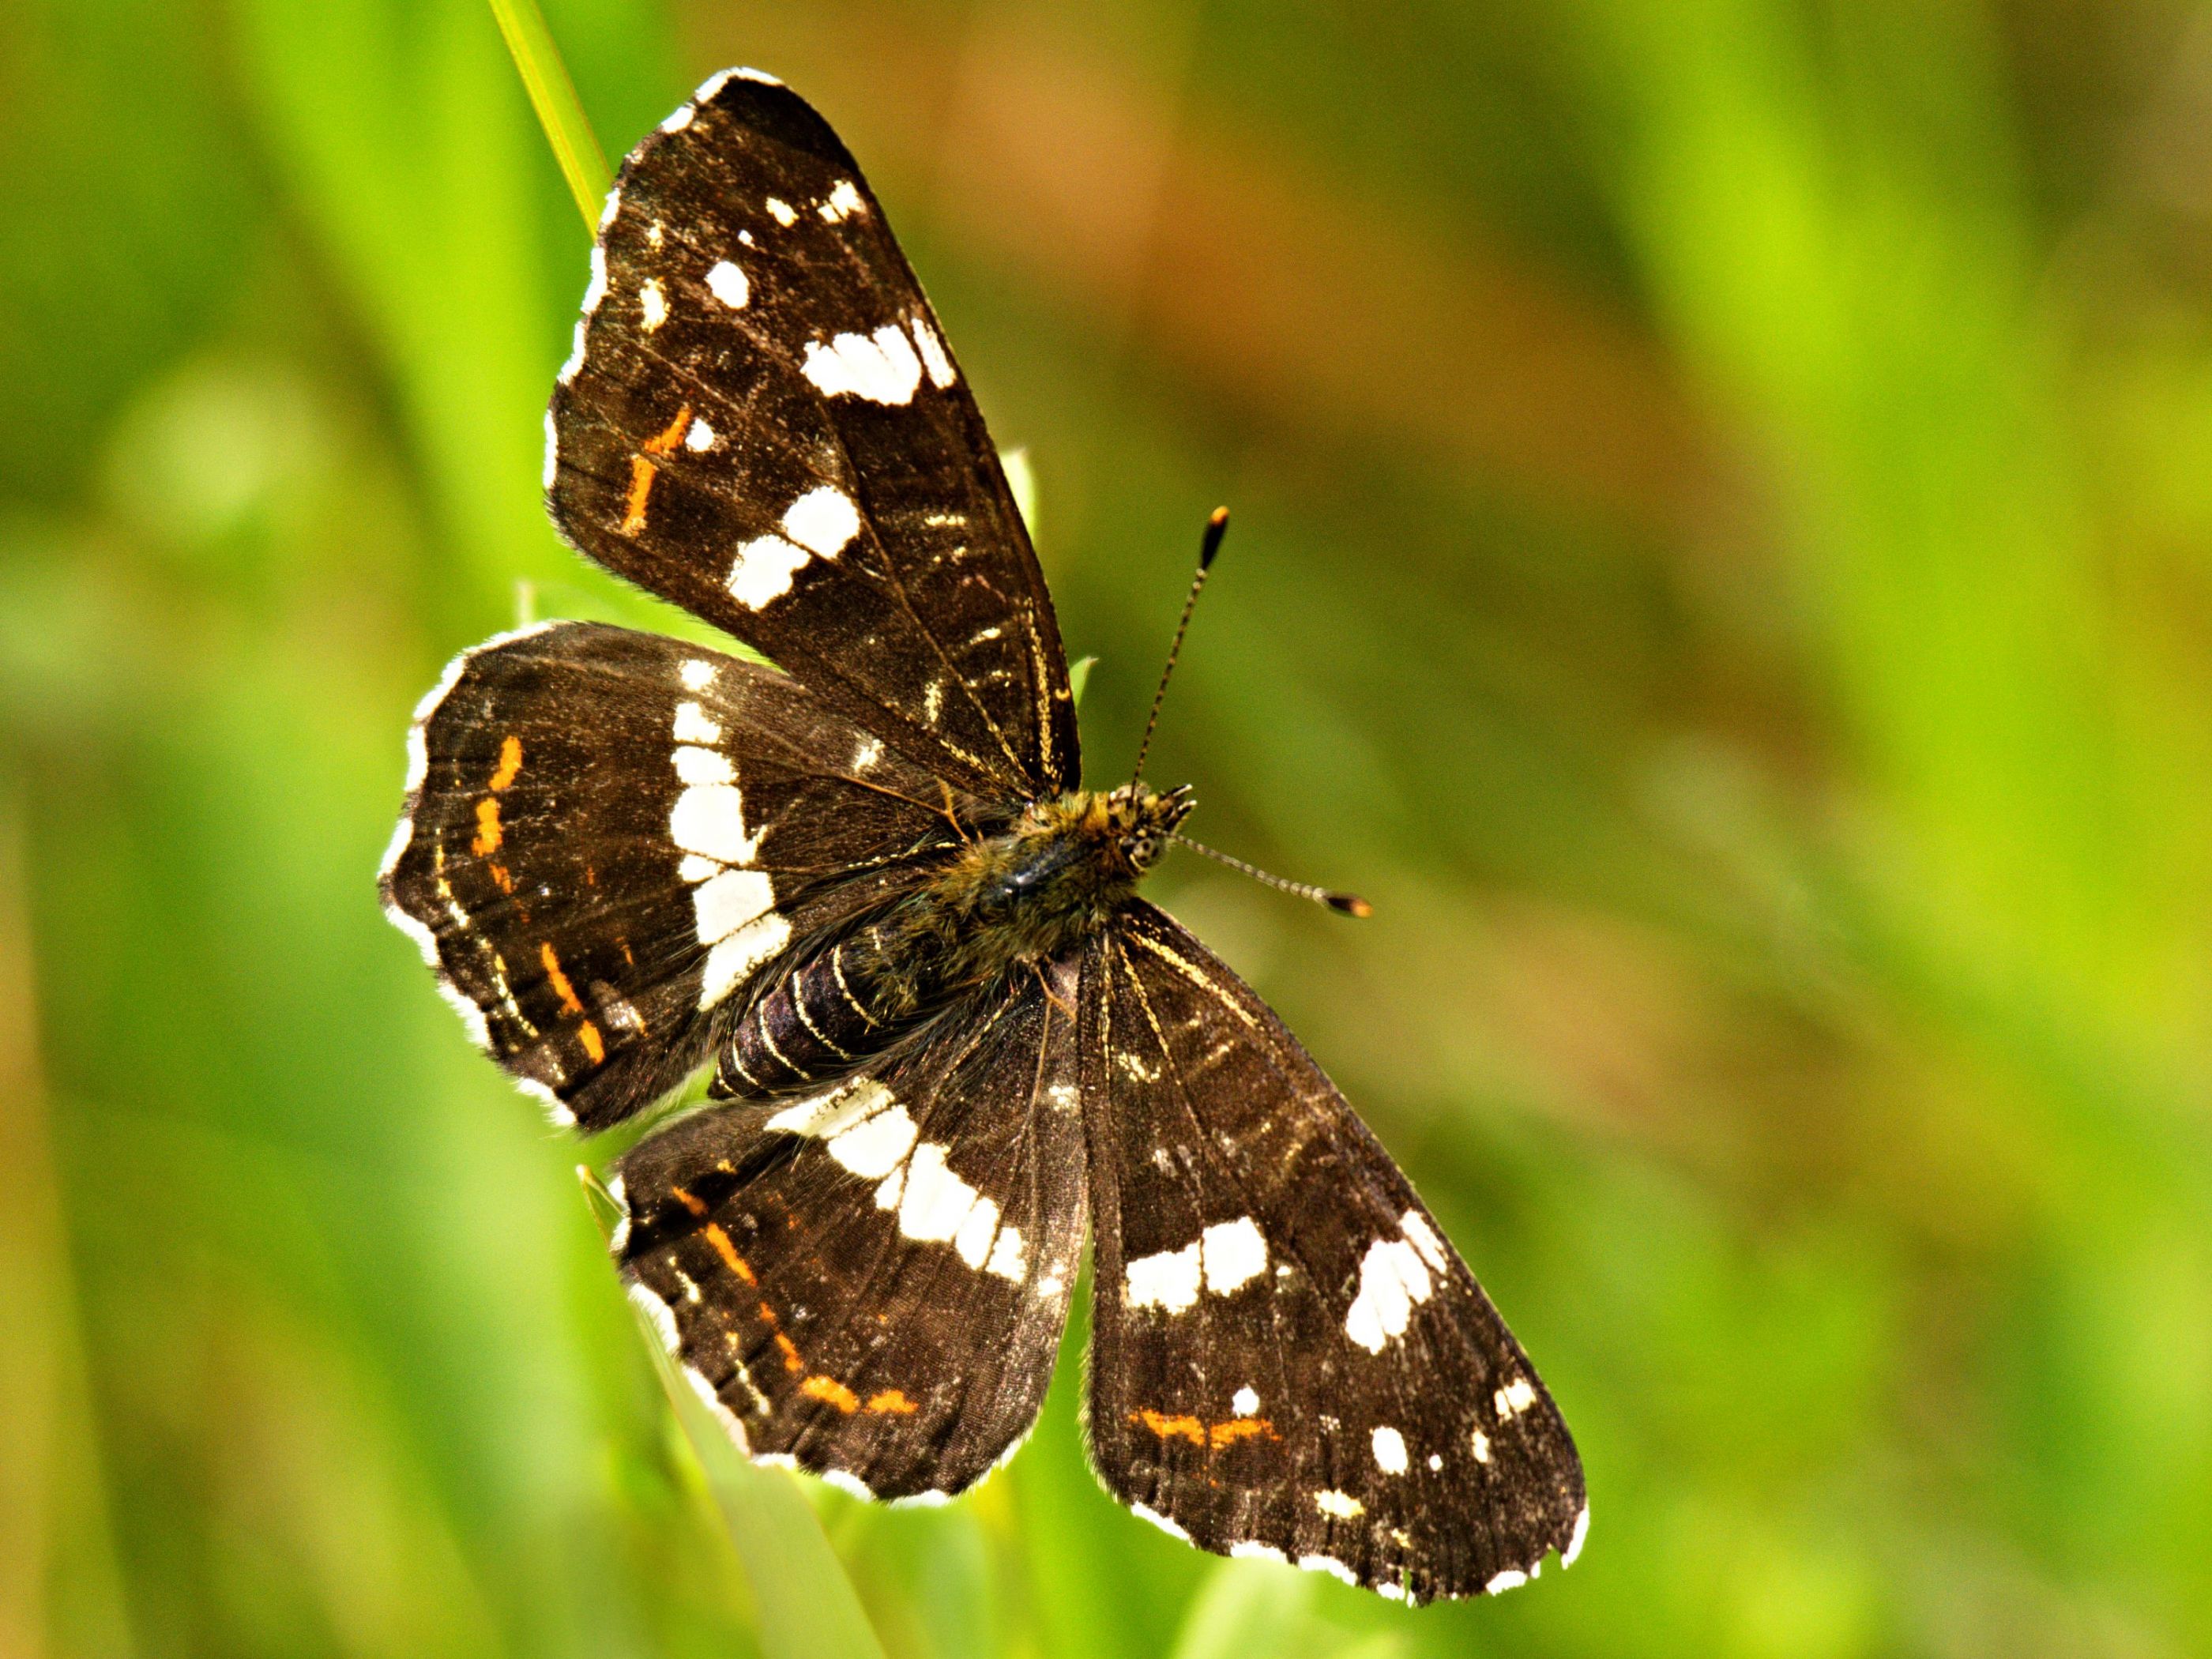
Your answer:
(716, 784), (1193, 1097)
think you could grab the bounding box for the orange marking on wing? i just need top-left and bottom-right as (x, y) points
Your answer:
(487, 863), (513, 893)
(470, 797), (502, 856)
(1208, 1418), (1278, 1448)
(773, 1331), (803, 1372)
(865, 1390), (917, 1415)
(577, 1020), (605, 1064)
(643, 404), (692, 456)
(539, 942), (585, 1016)
(620, 457), (657, 536)
(1132, 1410), (1207, 1446)
(489, 734), (523, 792)
(669, 1186), (708, 1217)
(701, 1224), (756, 1285)
(802, 1375), (860, 1413)
(619, 406), (693, 536)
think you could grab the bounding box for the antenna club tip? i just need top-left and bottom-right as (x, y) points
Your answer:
(1326, 893), (1374, 918)
(1199, 506), (1229, 568)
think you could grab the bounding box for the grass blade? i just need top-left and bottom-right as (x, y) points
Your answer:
(485, 0), (609, 232)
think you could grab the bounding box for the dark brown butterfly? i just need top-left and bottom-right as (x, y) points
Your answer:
(380, 68), (1584, 1604)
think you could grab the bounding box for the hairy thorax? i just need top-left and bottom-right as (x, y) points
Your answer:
(717, 784), (1193, 1097)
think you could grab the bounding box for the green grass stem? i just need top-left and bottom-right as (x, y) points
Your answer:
(486, 0), (610, 231)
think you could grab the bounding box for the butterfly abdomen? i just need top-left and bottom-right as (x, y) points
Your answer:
(717, 929), (920, 1095)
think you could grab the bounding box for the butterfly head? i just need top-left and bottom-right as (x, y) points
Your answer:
(1100, 781), (1195, 874)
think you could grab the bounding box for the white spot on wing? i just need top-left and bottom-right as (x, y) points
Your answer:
(1428, 1453), (1443, 1472)
(672, 744), (733, 786)
(679, 658), (716, 691)
(766, 1078), (892, 1140)
(1124, 1240), (1202, 1314)
(672, 781), (759, 866)
(1471, 1429), (1491, 1463)
(693, 867), (773, 945)
(827, 1103), (919, 1178)
(1232, 1386), (1259, 1417)
(818, 1468), (874, 1501)
(706, 259), (749, 309)
(1229, 1540), (1286, 1563)
(1494, 1376), (1536, 1418)
(800, 325), (924, 404)
(726, 534), (808, 609)
(896, 1142), (983, 1244)
(685, 417), (714, 452)
(541, 409), (558, 490)
(1371, 1426), (1409, 1475)
(1401, 1210), (1447, 1271)
(1313, 1489), (1364, 1520)
(952, 1195), (1001, 1271)
(659, 103), (695, 134)
(1485, 1569), (1529, 1596)
(910, 315), (956, 387)
(1343, 1227), (1437, 1353)
(984, 1225), (1027, 1281)
(673, 700), (721, 743)
(819, 179), (865, 221)
(1564, 1503), (1589, 1567)
(780, 486), (860, 556)
(699, 913), (788, 1006)
(1201, 1217), (1268, 1293)
(766, 196), (797, 226)
(639, 277), (668, 330)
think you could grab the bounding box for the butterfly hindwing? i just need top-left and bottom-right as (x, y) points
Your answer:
(1080, 903), (1586, 1603)
(547, 70), (1078, 799)
(613, 957), (1087, 1499)
(378, 620), (957, 1129)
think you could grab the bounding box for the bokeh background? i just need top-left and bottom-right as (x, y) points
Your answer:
(8, 0), (2212, 1654)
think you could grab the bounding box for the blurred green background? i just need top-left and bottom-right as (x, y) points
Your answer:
(7, 0), (2212, 1654)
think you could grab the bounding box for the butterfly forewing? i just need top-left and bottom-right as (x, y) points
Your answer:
(613, 958), (1087, 1499)
(547, 70), (1077, 799)
(379, 621), (957, 1129)
(1080, 904), (1586, 1603)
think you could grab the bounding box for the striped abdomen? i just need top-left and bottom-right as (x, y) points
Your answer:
(716, 928), (939, 1096)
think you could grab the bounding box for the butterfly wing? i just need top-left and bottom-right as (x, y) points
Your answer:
(1080, 903), (1586, 1603)
(613, 957), (1086, 1499)
(379, 620), (957, 1130)
(547, 70), (1077, 800)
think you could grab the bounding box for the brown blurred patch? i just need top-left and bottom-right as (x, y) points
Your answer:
(679, 2), (1727, 541)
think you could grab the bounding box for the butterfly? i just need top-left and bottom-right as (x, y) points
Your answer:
(379, 67), (1585, 1604)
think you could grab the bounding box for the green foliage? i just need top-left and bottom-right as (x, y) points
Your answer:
(6, 0), (2212, 1655)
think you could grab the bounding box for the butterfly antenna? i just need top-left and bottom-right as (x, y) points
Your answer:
(1170, 835), (1373, 918)
(1130, 506), (1229, 787)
